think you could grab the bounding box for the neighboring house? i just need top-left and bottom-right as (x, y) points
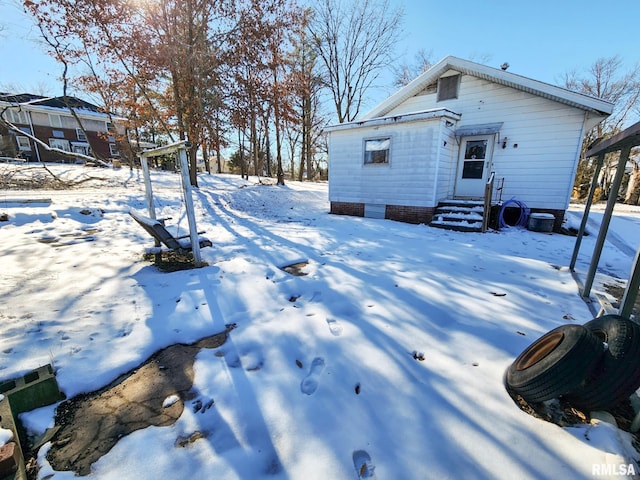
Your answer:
(0, 92), (126, 164)
(325, 56), (614, 231)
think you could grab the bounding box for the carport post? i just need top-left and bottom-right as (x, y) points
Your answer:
(620, 246), (640, 320)
(570, 152), (605, 271)
(582, 145), (632, 298)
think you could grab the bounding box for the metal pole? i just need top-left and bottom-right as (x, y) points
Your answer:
(570, 153), (605, 271)
(177, 146), (202, 265)
(582, 145), (632, 298)
(620, 244), (640, 320)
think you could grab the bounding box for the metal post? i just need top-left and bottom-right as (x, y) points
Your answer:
(570, 153), (605, 271)
(582, 145), (632, 298)
(620, 245), (640, 320)
(177, 146), (202, 265)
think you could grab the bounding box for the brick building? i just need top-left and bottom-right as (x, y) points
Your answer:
(0, 93), (126, 164)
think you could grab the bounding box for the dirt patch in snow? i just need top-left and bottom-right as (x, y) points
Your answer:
(142, 251), (208, 272)
(508, 388), (638, 435)
(26, 325), (234, 477)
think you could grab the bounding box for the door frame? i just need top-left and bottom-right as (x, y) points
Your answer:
(454, 134), (495, 198)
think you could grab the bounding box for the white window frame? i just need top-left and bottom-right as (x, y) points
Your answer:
(109, 143), (120, 157)
(363, 137), (391, 165)
(49, 114), (63, 128)
(16, 136), (31, 151)
(76, 128), (87, 141)
(5, 109), (28, 124)
(49, 138), (71, 152)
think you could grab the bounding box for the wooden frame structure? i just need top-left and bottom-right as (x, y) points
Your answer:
(570, 121), (640, 318)
(137, 141), (205, 265)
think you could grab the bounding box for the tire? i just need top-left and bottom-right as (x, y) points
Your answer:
(506, 324), (603, 403)
(564, 315), (640, 411)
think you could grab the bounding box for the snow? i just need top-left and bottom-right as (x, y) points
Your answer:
(0, 427), (13, 446)
(1, 164), (639, 479)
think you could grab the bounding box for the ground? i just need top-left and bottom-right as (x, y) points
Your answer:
(1, 163), (640, 480)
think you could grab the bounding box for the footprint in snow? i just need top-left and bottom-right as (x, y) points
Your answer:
(300, 357), (325, 395)
(326, 318), (343, 336)
(353, 450), (375, 478)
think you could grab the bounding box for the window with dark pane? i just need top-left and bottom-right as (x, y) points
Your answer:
(364, 138), (390, 164)
(465, 140), (487, 160)
(462, 139), (487, 179)
(437, 74), (460, 101)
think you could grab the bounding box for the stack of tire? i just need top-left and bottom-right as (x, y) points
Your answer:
(505, 315), (640, 411)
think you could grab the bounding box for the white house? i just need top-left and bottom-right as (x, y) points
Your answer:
(325, 56), (614, 230)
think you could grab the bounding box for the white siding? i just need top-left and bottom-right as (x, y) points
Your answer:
(386, 74), (586, 209)
(329, 117), (444, 207)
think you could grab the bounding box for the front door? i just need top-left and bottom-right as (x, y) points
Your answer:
(454, 135), (494, 198)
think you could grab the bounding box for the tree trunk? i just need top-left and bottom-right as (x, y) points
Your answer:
(625, 163), (640, 205)
(202, 139), (210, 174)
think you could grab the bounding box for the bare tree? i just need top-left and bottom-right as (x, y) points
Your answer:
(309, 0), (403, 123)
(393, 48), (434, 88)
(562, 56), (640, 143)
(562, 56), (640, 201)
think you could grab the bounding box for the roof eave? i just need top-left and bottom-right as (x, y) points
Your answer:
(325, 108), (461, 133)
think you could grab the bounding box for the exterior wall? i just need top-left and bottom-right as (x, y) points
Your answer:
(386, 73), (587, 210)
(328, 116), (449, 212)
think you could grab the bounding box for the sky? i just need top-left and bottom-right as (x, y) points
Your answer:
(2, 164), (640, 478)
(1, 0), (640, 104)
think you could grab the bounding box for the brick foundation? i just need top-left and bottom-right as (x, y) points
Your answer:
(330, 202), (365, 217)
(385, 205), (435, 224)
(330, 202), (435, 225)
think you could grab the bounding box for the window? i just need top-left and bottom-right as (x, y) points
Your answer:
(16, 136), (31, 151)
(4, 109), (28, 124)
(109, 144), (120, 157)
(52, 130), (65, 138)
(76, 128), (87, 141)
(364, 138), (390, 165)
(49, 138), (70, 151)
(49, 114), (62, 128)
(437, 74), (460, 101)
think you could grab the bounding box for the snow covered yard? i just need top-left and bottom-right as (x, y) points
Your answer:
(1, 164), (639, 479)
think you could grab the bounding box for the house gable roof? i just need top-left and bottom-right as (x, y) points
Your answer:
(361, 56), (615, 120)
(0, 93), (102, 112)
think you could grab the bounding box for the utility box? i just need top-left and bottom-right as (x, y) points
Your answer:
(528, 213), (555, 233)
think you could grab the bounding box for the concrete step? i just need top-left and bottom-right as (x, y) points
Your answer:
(430, 199), (486, 232)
